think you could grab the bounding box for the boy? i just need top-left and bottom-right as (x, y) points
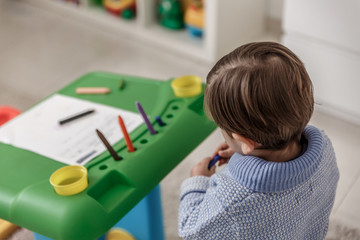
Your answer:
(178, 42), (339, 239)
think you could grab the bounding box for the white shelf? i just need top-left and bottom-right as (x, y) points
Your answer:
(22, 0), (266, 63)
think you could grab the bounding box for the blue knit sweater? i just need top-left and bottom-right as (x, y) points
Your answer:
(178, 126), (339, 239)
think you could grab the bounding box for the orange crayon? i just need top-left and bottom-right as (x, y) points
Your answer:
(118, 115), (135, 152)
(76, 87), (110, 94)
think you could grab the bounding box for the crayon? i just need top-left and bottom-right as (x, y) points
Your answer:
(155, 116), (166, 126)
(118, 115), (135, 152)
(58, 109), (95, 125)
(118, 79), (125, 90)
(96, 129), (122, 161)
(136, 101), (157, 135)
(76, 87), (110, 94)
(208, 154), (221, 169)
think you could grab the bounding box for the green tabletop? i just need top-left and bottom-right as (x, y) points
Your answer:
(0, 72), (216, 240)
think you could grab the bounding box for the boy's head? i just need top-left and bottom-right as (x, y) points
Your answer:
(205, 42), (314, 150)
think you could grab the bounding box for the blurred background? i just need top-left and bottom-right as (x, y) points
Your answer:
(0, 0), (359, 239)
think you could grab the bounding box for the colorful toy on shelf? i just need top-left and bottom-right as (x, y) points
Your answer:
(88, 0), (103, 7)
(184, 0), (204, 37)
(158, 0), (184, 30)
(103, 0), (136, 19)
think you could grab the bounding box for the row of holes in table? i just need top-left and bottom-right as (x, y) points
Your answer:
(98, 105), (180, 170)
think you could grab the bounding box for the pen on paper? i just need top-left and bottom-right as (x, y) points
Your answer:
(76, 150), (97, 164)
(58, 109), (95, 125)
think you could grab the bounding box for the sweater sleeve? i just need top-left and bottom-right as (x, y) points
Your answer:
(178, 176), (234, 239)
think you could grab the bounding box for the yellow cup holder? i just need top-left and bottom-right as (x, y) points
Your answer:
(50, 165), (88, 196)
(106, 228), (136, 240)
(171, 75), (202, 97)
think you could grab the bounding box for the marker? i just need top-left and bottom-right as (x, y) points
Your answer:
(208, 154), (221, 169)
(96, 129), (122, 161)
(76, 87), (110, 94)
(58, 109), (95, 125)
(118, 115), (135, 152)
(155, 116), (166, 126)
(136, 101), (157, 135)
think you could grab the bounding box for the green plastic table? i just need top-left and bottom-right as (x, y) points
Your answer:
(0, 72), (216, 240)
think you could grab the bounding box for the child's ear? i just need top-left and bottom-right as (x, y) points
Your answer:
(231, 133), (255, 154)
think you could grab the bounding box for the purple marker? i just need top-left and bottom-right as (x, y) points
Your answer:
(136, 101), (157, 135)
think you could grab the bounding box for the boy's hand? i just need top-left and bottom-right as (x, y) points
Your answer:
(191, 157), (216, 177)
(213, 142), (234, 166)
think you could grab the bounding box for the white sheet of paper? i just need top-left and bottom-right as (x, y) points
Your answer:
(0, 94), (143, 165)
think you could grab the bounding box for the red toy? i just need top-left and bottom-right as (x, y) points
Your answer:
(0, 106), (21, 126)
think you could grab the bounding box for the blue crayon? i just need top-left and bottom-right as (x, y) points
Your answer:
(155, 116), (166, 126)
(208, 154), (221, 169)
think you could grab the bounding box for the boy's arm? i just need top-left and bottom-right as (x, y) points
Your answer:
(178, 176), (234, 239)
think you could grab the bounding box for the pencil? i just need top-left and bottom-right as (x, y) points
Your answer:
(118, 115), (135, 152)
(96, 129), (122, 161)
(59, 109), (95, 125)
(136, 101), (157, 135)
(76, 87), (110, 94)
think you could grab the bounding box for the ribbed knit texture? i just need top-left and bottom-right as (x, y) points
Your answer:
(178, 126), (339, 239)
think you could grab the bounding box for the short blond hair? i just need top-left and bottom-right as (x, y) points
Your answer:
(205, 42), (314, 149)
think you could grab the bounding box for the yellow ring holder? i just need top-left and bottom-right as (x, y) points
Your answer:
(106, 228), (136, 240)
(171, 75), (202, 97)
(50, 165), (88, 196)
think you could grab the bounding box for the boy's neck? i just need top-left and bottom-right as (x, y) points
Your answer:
(253, 141), (302, 162)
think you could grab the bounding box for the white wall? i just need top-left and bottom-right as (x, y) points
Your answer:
(282, 0), (360, 124)
(266, 0), (284, 20)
